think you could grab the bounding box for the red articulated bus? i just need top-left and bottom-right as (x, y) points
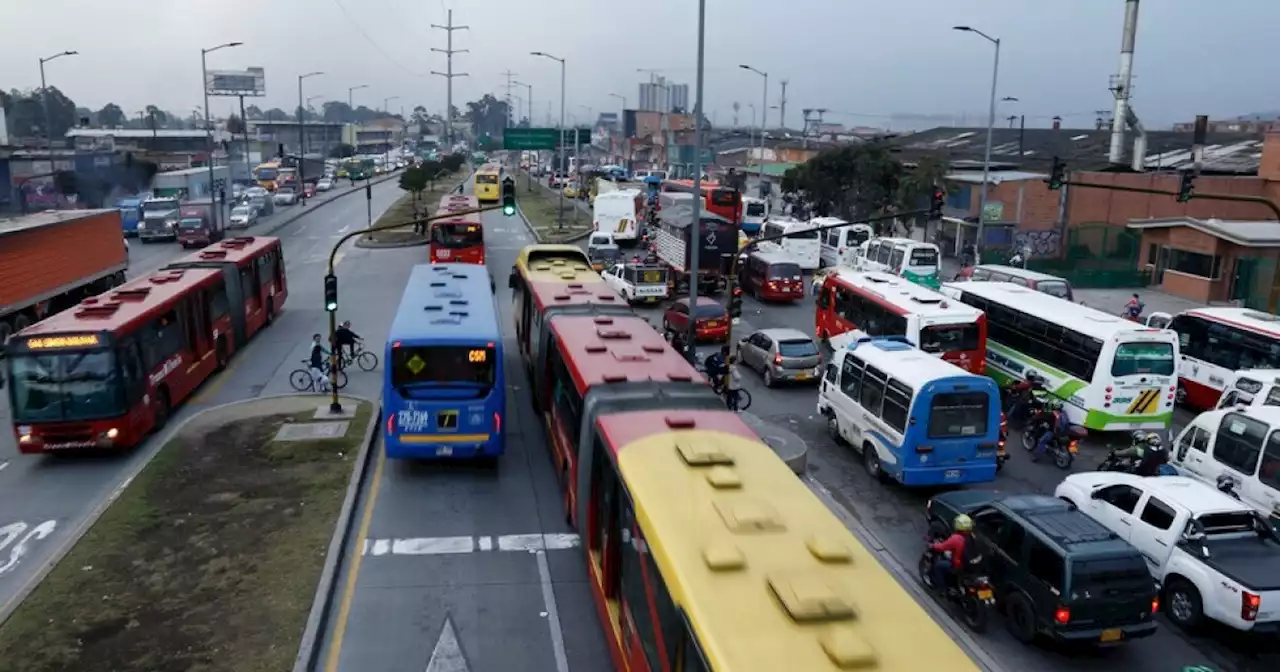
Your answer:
(163, 236), (288, 348)
(431, 193), (484, 264)
(8, 267), (243, 453)
(661, 178), (743, 224)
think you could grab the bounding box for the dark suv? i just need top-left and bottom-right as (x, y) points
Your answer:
(927, 491), (1159, 647)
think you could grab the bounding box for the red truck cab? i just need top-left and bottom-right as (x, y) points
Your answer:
(177, 203), (224, 248)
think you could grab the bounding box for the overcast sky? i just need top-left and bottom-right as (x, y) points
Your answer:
(3, 0), (1275, 130)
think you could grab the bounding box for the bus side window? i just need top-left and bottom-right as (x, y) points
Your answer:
(889, 248), (905, 272)
(860, 365), (888, 416)
(118, 338), (146, 403)
(589, 436), (621, 599)
(619, 494), (663, 669)
(1176, 426), (1208, 462)
(548, 343), (583, 449)
(876, 244), (892, 265)
(1214, 413), (1266, 475)
(840, 356), (863, 398)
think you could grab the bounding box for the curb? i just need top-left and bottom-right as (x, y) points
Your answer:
(0, 393), (374, 629)
(263, 174), (400, 236)
(514, 201), (596, 246)
(293, 396), (381, 672)
(353, 236), (427, 249)
(803, 474), (1011, 672)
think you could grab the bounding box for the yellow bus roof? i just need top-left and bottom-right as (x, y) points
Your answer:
(477, 163), (502, 174)
(616, 423), (981, 672)
(514, 245), (597, 283)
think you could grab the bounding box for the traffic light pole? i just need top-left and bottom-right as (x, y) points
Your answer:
(1057, 179), (1280, 220)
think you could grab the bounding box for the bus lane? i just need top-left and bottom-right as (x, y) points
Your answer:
(317, 193), (611, 671)
(0, 179), (405, 622)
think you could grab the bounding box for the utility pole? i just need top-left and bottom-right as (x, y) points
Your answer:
(778, 79), (789, 130)
(501, 70), (518, 128)
(430, 9), (469, 149)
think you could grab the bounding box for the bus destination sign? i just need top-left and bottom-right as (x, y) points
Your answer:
(23, 334), (101, 349)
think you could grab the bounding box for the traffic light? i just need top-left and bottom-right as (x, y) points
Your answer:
(929, 187), (945, 220)
(501, 176), (517, 216)
(1047, 157), (1066, 190)
(729, 287), (744, 319)
(1177, 170), (1196, 203)
(323, 273), (338, 312)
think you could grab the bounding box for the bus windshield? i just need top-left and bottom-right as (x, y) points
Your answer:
(8, 350), (123, 422)
(255, 167), (278, 181)
(928, 391), (989, 439)
(391, 345), (495, 389)
(1112, 342), (1176, 376)
(909, 247), (939, 267)
(919, 323), (980, 354)
(433, 222), (483, 248)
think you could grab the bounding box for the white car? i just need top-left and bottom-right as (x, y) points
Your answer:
(316, 178), (333, 192)
(1055, 472), (1280, 632)
(273, 188), (298, 206)
(601, 263), (669, 305)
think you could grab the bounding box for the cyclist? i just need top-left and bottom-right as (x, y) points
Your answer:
(704, 346), (729, 390)
(335, 320), (362, 361)
(309, 333), (331, 392)
(724, 353), (743, 411)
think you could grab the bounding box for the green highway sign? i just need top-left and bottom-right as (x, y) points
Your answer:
(503, 127), (591, 150)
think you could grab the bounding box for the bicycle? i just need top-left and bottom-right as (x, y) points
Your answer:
(338, 341), (379, 372)
(289, 360), (348, 392)
(696, 360), (752, 412)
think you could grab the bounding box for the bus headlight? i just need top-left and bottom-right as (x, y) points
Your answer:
(105, 428), (119, 440)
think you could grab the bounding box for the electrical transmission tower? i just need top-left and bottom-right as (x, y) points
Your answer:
(430, 9), (469, 147)
(500, 70), (518, 128)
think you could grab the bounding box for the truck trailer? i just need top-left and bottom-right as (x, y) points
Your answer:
(0, 209), (130, 346)
(652, 191), (739, 295)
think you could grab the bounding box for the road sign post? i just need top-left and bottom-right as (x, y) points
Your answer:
(503, 127), (589, 151)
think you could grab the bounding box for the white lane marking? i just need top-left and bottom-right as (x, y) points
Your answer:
(425, 616), (471, 672)
(0, 520), (59, 575)
(362, 533), (580, 556)
(536, 550), (571, 672)
(0, 461), (8, 473)
(338, 223), (351, 234)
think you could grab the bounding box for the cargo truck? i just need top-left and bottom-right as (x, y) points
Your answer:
(653, 191), (739, 295)
(0, 209), (130, 347)
(137, 195), (182, 241)
(176, 200), (225, 248)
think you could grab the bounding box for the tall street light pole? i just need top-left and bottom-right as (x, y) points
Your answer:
(383, 96), (400, 167)
(348, 84), (369, 111)
(738, 64), (768, 177)
(297, 70), (323, 205)
(39, 50), (78, 160)
(532, 51), (567, 230)
(954, 25), (1000, 256)
(514, 81), (534, 191)
(687, 0), (707, 362)
(513, 81), (533, 125)
(202, 41), (242, 230)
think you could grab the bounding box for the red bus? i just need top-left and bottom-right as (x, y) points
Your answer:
(661, 179), (743, 224)
(8, 267), (240, 453)
(431, 194), (484, 264)
(816, 269), (987, 374)
(164, 236), (288, 348)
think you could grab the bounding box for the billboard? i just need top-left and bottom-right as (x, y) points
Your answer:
(206, 67), (266, 97)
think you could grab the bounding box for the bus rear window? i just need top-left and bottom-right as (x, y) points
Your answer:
(476, 174), (499, 184)
(1111, 342), (1175, 376)
(767, 263), (802, 280)
(928, 392), (989, 439)
(709, 189), (739, 207)
(433, 222), (484, 247)
(909, 248), (939, 267)
(391, 346), (495, 388)
(919, 323), (980, 354)
(787, 228), (818, 239)
(746, 202), (766, 217)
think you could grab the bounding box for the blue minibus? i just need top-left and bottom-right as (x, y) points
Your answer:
(816, 335), (1001, 486)
(383, 263), (505, 459)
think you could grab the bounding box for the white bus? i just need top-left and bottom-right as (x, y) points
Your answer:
(592, 189), (642, 243)
(857, 237), (942, 289)
(1171, 407), (1280, 527)
(1216, 369), (1280, 409)
(1146, 307), (1280, 411)
(741, 196), (768, 235)
(942, 281), (1181, 431)
(759, 217), (820, 270)
(818, 218), (874, 269)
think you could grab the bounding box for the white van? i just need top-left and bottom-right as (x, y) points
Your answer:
(742, 196), (768, 234)
(1216, 369), (1280, 409)
(1171, 406), (1280, 525)
(759, 217), (820, 270)
(818, 219), (873, 268)
(592, 189), (641, 243)
(856, 237), (943, 289)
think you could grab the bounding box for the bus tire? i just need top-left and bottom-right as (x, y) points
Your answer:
(826, 413), (845, 446)
(152, 389), (171, 432)
(862, 442), (886, 482)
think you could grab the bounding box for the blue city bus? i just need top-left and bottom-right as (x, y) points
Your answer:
(383, 263), (506, 459)
(816, 335), (1001, 486)
(116, 196), (144, 235)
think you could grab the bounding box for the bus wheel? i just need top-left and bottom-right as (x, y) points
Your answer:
(863, 443), (886, 482)
(152, 390), (171, 432)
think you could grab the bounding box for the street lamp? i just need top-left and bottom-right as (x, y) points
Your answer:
(953, 25), (1000, 255)
(531, 51), (567, 229)
(297, 70), (323, 204)
(201, 41), (242, 230)
(513, 81), (533, 126)
(348, 84), (368, 110)
(38, 50), (78, 156)
(739, 64), (768, 174)
(307, 94), (325, 111)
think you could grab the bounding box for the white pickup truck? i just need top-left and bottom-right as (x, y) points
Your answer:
(601, 262), (670, 305)
(1056, 472), (1280, 633)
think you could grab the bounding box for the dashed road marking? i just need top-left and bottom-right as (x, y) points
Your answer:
(362, 533), (579, 556)
(0, 461), (8, 473)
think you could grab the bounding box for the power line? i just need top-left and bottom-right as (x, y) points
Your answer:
(330, 0), (425, 77)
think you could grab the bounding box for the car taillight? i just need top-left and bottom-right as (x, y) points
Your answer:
(773, 353), (783, 365)
(1243, 591), (1261, 621)
(1151, 597), (1160, 614)
(386, 415), (395, 435)
(1054, 606), (1071, 624)
(494, 412), (502, 435)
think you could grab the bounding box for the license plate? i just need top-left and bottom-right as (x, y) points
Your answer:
(1100, 629), (1122, 643)
(944, 469), (961, 480)
(796, 373), (809, 381)
(782, 286), (792, 292)
(436, 446), (453, 457)
(977, 589), (993, 600)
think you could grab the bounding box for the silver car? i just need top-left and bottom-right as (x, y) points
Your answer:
(737, 328), (822, 387)
(228, 205), (258, 229)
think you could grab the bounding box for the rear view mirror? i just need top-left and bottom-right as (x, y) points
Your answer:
(1090, 488), (1104, 500)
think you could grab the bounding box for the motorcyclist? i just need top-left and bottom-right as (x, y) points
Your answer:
(1134, 434), (1168, 476)
(930, 514), (974, 593)
(1124, 293), (1144, 320)
(1032, 401), (1071, 461)
(1006, 373), (1046, 422)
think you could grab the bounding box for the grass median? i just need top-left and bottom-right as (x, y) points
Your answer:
(363, 171), (463, 244)
(518, 178), (594, 243)
(0, 401), (374, 672)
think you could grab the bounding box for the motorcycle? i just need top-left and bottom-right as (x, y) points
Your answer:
(1021, 413), (1085, 469)
(996, 413), (1009, 472)
(918, 540), (996, 633)
(1097, 450), (1139, 473)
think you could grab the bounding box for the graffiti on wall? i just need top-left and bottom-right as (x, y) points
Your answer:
(1014, 229), (1062, 259)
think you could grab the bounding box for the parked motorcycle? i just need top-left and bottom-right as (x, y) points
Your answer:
(918, 540), (996, 633)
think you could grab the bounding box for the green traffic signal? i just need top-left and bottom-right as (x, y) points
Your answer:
(323, 273), (338, 312)
(501, 177), (516, 217)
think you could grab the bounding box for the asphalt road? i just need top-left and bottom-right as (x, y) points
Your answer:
(316, 179), (611, 671)
(0, 177), (404, 622)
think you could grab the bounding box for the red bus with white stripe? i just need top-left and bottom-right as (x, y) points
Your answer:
(431, 194), (484, 264)
(1147, 307), (1280, 409)
(815, 269), (986, 374)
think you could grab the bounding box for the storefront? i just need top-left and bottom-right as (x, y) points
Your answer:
(1129, 216), (1280, 310)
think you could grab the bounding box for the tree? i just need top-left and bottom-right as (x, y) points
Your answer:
(226, 113), (246, 134)
(419, 159), (444, 191)
(780, 142), (904, 225)
(328, 143), (356, 159)
(322, 101), (353, 123)
(262, 107), (289, 122)
(440, 152), (464, 173)
(892, 155), (948, 237)
(245, 104), (264, 119)
(399, 165), (430, 224)
(465, 94), (510, 139)
(3, 86), (76, 140)
(97, 103), (126, 128)
(144, 105), (168, 127)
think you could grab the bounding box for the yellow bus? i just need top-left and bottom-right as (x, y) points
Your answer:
(574, 408), (982, 671)
(253, 161), (281, 191)
(474, 162), (503, 202)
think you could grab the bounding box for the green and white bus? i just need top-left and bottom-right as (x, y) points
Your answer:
(941, 281), (1180, 431)
(856, 237), (942, 289)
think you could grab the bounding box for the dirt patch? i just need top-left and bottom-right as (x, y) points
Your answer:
(518, 178), (593, 243)
(363, 172), (463, 243)
(0, 402), (373, 672)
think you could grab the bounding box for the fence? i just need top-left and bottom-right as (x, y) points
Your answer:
(985, 224), (1150, 289)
